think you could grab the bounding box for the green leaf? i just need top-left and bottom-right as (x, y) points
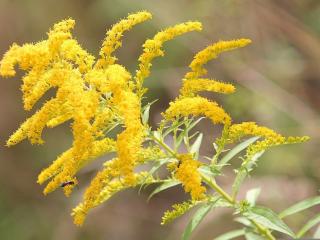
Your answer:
(138, 158), (172, 193)
(182, 203), (213, 240)
(190, 133), (203, 159)
(147, 180), (180, 201)
(142, 104), (151, 125)
(244, 232), (265, 240)
(313, 225), (320, 238)
(243, 206), (295, 238)
(153, 130), (162, 140)
(232, 151), (264, 198)
(198, 165), (220, 179)
(297, 213), (320, 237)
(163, 119), (188, 137)
(246, 188), (261, 207)
(231, 169), (247, 199)
(218, 137), (259, 169)
(176, 129), (188, 149)
(141, 99), (157, 125)
(214, 229), (245, 240)
(234, 217), (252, 227)
(186, 117), (204, 132)
(279, 196), (320, 218)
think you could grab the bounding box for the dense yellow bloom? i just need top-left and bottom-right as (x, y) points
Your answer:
(113, 90), (144, 185)
(72, 158), (118, 225)
(175, 154), (206, 200)
(135, 21), (202, 96)
(185, 39), (251, 79)
(38, 138), (116, 195)
(72, 169), (154, 226)
(60, 39), (95, 73)
(163, 96), (231, 125)
(47, 18), (75, 54)
(1, 11), (309, 230)
(96, 11), (152, 68)
(180, 78), (235, 97)
(227, 122), (282, 142)
(225, 122), (309, 161)
(37, 138), (116, 185)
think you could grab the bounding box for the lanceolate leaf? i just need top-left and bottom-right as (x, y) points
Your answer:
(297, 213), (320, 238)
(182, 203), (213, 240)
(231, 169), (247, 199)
(218, 137), (260, 169)
(243, 206), (295, 238)
(147, 180), (180, 201)
(232, 151), (264, 198)
(198, 165), (219, 178)
(139, 158), (172, 193)
(214, 229), (245, 240)
(244, 231), (265, 240)
(186, 117), (205, 132)
(234, 217), (252, 227)
(313, 225), (320, 238)
(246, 188), (261, 207)
(190, 133), (203, 159)
(141, 99), (157, 124)
(279, 196), (320, 219)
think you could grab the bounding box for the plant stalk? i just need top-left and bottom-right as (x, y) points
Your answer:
(152, 133), (275, 240)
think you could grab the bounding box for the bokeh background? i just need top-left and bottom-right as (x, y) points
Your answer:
(0, 0), (319, 239)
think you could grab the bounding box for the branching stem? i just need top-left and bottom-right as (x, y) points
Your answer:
(151, 132), (275, 240)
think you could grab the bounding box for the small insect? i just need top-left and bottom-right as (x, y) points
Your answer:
(60, 181), (75, 188)
(177, 160), (182, 168)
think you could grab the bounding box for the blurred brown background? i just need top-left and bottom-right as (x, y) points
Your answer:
(0, 0), (319, 239)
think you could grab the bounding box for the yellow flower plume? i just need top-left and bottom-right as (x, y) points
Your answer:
(135, 21), (202, 96)
(96, 11), (152, 68)
(185, 39), (251, 79)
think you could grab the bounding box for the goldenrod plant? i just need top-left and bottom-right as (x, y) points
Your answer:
(1, 11), (319, 240)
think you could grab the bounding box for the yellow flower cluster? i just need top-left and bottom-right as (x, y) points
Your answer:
(185, 39), (251, 79)
(161, 200), (196, 225)
(175, 154), (206, 200)
(226, 122), (309, 161)
(96, 11), (152, 68)
(180, 78), (235, 97)
(163, 96), (231, 125)
(134, 21), (202, 96)
(0, 12), (156, 198)
(0, 11), (211, 224)
(72, 169), (154, 226)
(1, 10), (309, 227)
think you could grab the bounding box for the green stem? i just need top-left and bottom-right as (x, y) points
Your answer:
(150, 134), (178, 158)
(251, 220), (276, 240)
(202, 175), (275, 240)
(201, 174), (235, 204)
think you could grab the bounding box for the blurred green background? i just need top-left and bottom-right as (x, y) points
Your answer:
(0, 0), (319, 239)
